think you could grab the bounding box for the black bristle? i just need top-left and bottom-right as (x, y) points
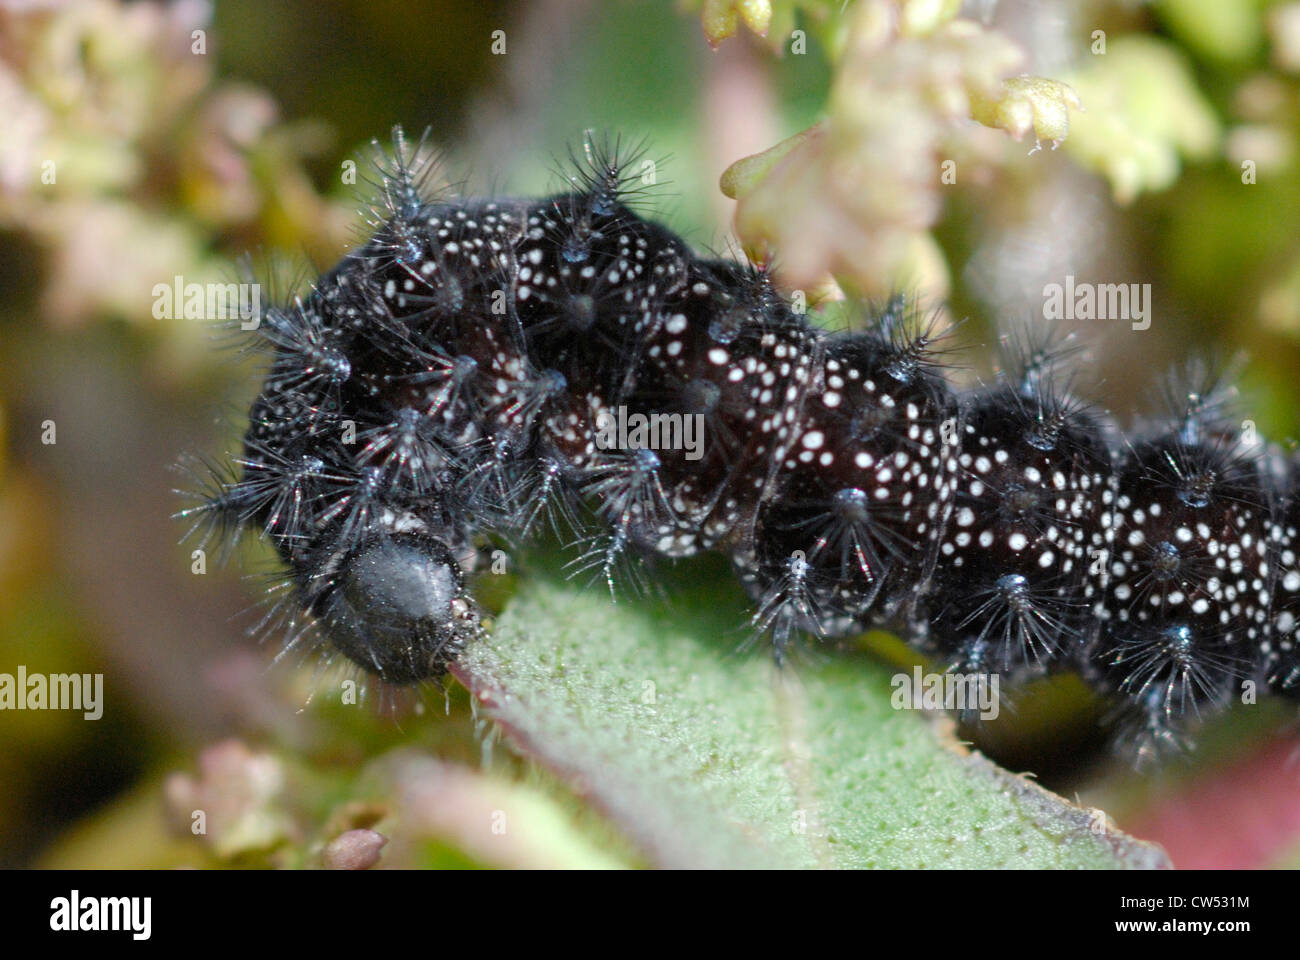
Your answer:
(1088, 374), (1271, 753)
(925, 352), (1112, 679)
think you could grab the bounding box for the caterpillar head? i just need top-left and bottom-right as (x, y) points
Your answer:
(305, 532), (482, 685)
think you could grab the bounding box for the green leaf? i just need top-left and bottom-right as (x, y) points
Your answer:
(1154, 0), (1265, 66)
(452, 576), (1171, 869)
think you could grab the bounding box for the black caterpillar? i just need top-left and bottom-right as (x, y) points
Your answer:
(178, 129), (1300, 757)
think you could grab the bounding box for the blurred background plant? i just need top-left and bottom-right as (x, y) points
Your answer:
(2, 0), (1300, 868)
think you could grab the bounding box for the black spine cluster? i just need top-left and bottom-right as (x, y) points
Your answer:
(179, 130), (1300, 754)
